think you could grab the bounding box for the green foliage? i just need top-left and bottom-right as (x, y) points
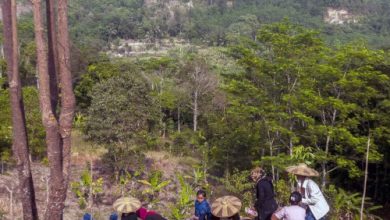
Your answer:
(169, 174), (195, 220)
(274, 179), (290, 207)
(75, 61), (123, 111)
(223, 21), (389, 188)
(138, 170), (171, 205)
(61, 0), (390, 49)
(170, 129), (200, 156)
(220, 169), (254, 209)
(101, 144), (145, 174)
(71, 165), (104, 210)
(0, 86), (45, 161)
(85, 71), (160, 144)
(326, 185), (383, 219)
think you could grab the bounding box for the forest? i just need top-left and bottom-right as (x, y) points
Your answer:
(0, 0), (389, 219)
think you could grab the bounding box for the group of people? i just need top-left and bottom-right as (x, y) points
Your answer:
(84, 163), (329, 220)
(194, 191), (242, 220)
(193, 163), (329, 220)
(251, 163), (329, 220)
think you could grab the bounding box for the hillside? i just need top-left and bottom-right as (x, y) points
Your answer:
(67, 0), (390, 49)
(0, 0), (389, 219)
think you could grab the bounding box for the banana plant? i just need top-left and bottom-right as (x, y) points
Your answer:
(170, 174), (195, 220)
(138, 171), (171, 204)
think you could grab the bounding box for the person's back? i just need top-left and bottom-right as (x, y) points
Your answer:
(272, 191), (305, 220)
(273, 205), (305, 220)
(121, 213), (138, 220)
(256, 177), (278, 220)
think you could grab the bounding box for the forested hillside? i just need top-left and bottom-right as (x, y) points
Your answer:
(0, 0), (389, 219)
(66, 0), (390, 48)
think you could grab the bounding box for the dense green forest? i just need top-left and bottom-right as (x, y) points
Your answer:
(1, 0), (390, 219)
(66, 0), (390, 48)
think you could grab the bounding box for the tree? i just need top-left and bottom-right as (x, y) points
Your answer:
(46, 0), (59, 113)
(32, 0), (76, 218)
(223, 21), (389, 192)
(85, 72), (160, 144)
(1, 0), (38, 219)
(179, 57), (217, 131)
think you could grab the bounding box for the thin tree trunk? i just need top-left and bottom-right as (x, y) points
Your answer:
(321, 106), (337, 188)
(46, 0), (59, 114)
(57, 0), (76, 187)
(90, 159), (93, 218)
(177, 107), (181, 132)
(193, 90), (198, 131)
(321, 133), (331, 188)
(360, 135), (371, 220)
(2, 0), (38, 219)
(374, 163), (379, 200)
(32, 0), (66, 219)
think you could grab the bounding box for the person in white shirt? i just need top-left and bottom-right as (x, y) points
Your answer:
(286, 163), (329, 220)
(271, 191), (306, 220)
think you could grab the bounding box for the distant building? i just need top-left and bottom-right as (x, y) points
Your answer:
(227, 0), (234, 8)
(324, 8), (358, 25)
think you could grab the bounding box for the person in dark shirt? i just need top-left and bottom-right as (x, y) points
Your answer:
(251, 167), (278, 220)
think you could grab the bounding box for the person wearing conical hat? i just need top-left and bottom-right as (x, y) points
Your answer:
(286, 163), (329, 220)
(113, 196), (141, 220)
(210, 196), (241, 220)
(251, 167), (278, 220)
(113, 196), (167, 220)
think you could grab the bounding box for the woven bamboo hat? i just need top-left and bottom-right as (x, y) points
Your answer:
(211, 196), (242, 218)
(286, 163), (319, 177)
(113, 196), (141, 213)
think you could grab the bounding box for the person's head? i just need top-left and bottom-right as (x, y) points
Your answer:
(121, 212), (137, 220)
(289, 191), (302, 205)
(296, 175), (306, 182)
(196, 189), (207, 203)
(250, 167), (265, 182)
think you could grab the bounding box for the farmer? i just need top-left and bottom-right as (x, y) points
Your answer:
(271, 191), (306, 220)
(286, 163), (329, 220)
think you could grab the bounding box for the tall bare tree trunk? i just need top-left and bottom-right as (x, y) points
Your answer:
(57, 0), (75, 190)
(360, 135), (371, 220)
(1, 0), (38, 219)
(46, 0), (59, 113)
(193, 90), (198, 131)
(32, 0), (67, 218)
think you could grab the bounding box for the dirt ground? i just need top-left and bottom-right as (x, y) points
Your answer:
(0, 148), (197, 220)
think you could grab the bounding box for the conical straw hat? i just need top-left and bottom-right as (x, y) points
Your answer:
(211, 196), (242, 218)
(286, 163), (319, 177)
(113, 196), (141, 213)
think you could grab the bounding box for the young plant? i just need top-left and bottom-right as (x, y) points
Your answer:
(327, 186), (382, 220)
(71, 166), (104, 210)
(221, 169), (254, 209)
(170, 174), (195, 220)
(138, 170), (171, 205)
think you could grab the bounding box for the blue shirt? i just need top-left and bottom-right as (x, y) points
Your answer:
(195, 200), (211, 220)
